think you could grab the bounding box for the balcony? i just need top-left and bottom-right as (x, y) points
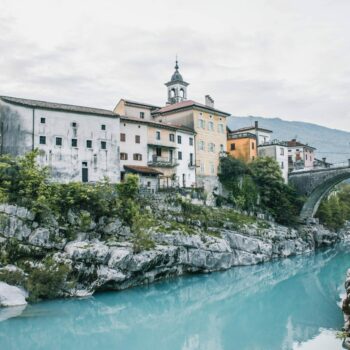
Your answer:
(148, 155), (178, 168)
(188, 161), (199, 169)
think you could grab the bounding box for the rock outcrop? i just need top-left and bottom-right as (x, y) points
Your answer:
(0, 282), (27, 307)
(0, 204), (346, 303)
(343, 269), (350, 349)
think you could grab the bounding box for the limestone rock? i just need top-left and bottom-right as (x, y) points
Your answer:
(0, 282), (28, 307)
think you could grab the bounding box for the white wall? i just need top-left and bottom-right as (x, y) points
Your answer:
(258, 144), (289, 183)
(176, 130), (196, 187)
(119, 120), (148, 171)
(0, 101), (120, 183)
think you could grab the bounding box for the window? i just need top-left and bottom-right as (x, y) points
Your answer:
(169, 133), (175, 142)
(252, 142), (255, 150)
(189, 137), (193, 146)
(209, 143), (215, 152)
(177, 135), (182, 144)
(140, 112), (145, 119)
(189, 153), (194, 166)
(101, 141), (107, 150)
(101, 124), (106, 131)
(305, 154), (308, 160)
(40, 117), (46, 124)
(55, 137), (62, 146)
(156, 147), (162, 157)
(39, 136), (46, 145)
(281, 162), (284, 169)
(210, 161), (215, 175)
(220, 144), (224, 152)
(86, 140), (92, 148)
(120, 153), (128, 160)
(72, 122), (77, 128)
(120, 133), (126, 142)
(218, 124), (224, 133)
(280, 148), (284, 156)
(178, 151), (182, 160)
(71, 138), (78, 147)
(200, 161), (205, 174)
(198, 140), (205, 151)
(156, 131), (161, 140)
(208, 121), (214, 131)
(135, 135), (140, 144)
(199, 119), (205, 129)
(133, 153), (142, 161)
(230, 143), (235, 151)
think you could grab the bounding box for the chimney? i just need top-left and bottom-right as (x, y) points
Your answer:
(254, 121), (258, 130)
(205, 95), (214, 108)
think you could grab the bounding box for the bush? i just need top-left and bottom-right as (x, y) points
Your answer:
(26, 263), (70, 301)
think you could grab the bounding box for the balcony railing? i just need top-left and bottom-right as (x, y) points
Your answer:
(148, 155), (178, 167)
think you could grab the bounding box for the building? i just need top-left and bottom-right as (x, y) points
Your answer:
(258, 141), (289, 183)
(115, 99), (196, 189)
(313, 157), (332, 169)
(226, 128), (257, 162)
(287, 139), (316, 171)
(230, 121), (272, 146)
(0, 96), (120, 183)
(151, 60), (230, 194)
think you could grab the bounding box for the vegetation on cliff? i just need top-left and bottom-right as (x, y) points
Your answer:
(219, 156), (304, 225)
(316, 184), (350, 231)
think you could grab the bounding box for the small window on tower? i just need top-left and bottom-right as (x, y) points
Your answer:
(40, 117), (46, 124)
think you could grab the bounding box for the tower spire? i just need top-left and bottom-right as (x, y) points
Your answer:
(165, 58), (189, 104)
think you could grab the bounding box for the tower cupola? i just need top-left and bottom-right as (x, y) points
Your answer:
(165, 59), (189, 104)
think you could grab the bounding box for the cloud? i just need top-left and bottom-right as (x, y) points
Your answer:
(0, 0), (350, 129)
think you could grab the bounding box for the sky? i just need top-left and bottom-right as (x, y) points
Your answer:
(1, 0), (350, 130)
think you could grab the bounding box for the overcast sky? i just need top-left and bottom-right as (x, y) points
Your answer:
(1, 0), (349, 130)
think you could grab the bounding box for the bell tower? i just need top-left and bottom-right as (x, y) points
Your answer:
(165, 59), (189, 104)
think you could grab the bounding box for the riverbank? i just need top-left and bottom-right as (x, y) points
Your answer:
(0, 201), (347, 306)
(1, 241), (349, 350)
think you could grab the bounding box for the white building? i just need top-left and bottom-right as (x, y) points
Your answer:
(115, 99), (196, 189)
(0, 96), (120, 183)
(229, 121), (273, 145)
(258, 141), (289, 183)
(287, 139), (316, 172)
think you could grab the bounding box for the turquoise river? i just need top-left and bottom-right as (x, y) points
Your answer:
(1, 242), (350, 350)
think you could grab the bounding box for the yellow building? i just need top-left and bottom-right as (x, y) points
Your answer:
(227, 132), (257, 162)
(152, 61), (231, 192)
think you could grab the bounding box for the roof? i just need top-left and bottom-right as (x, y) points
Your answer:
(152, 100), (231, 117)
(230, 126), (273, 134)
(0, 96), (117, 117)
(287, 139), (316, 150)
(120, 115), (195, 134)
(124, 165), (163, 175)
(227, 132), (257, 140)
(122, 99), (160, 110)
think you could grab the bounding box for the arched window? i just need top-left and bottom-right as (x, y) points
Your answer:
(180, 88), (185, 98)
(170, 89), (176, 98)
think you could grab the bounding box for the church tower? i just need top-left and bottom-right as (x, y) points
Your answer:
(165, 59), (189, 104)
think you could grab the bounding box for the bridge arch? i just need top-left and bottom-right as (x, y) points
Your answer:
(288, 167), (350, 220)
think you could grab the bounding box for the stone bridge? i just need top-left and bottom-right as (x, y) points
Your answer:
(288, 165), (350, 220)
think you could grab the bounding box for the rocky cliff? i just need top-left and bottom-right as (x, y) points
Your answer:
(0, 202), (346, 306)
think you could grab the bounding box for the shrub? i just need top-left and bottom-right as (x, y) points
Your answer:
(26, 263), (70, 301)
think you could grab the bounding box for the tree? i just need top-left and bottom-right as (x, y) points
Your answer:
(249, 157), (303, 225)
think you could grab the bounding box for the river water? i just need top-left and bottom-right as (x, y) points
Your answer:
(1, 243), (350, 350)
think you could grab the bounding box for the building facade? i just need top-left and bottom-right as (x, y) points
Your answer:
(226, 131), (257, 162)
(258, 142), (289, 183)
(287, 139), (316, 171)
(0, 96), (120, 183)
(150, 62), (230, 195)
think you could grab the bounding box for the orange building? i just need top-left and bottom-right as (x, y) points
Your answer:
(226, 132), (257, 162)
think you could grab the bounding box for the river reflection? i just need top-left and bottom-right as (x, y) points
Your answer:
(1, 243), (349, 350)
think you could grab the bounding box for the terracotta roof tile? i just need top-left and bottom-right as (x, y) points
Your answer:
(124, 165), (163, 175)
